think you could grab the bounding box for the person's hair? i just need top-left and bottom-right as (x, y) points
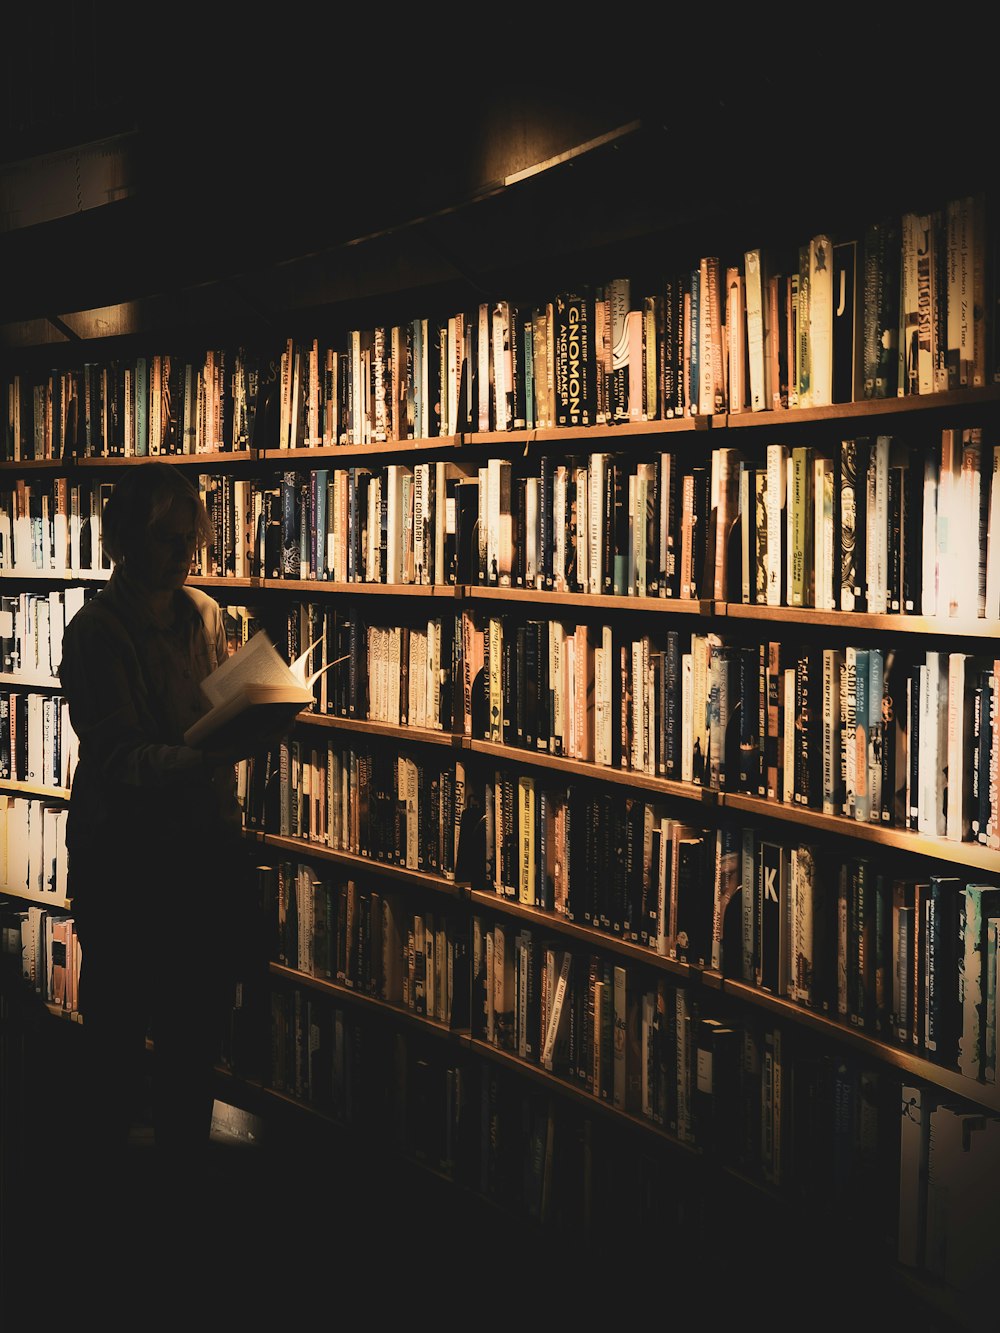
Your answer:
(101, 462), (214, 566)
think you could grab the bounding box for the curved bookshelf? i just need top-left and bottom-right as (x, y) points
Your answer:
(466, 886), (720, 987)
(468, 737), (714, 804)
(254, 831), (463, 898)
(722, 978), (1000, 1115)
(720, 791), (1000, 873)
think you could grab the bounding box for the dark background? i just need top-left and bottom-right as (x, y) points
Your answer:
(2, 6), (992, 337)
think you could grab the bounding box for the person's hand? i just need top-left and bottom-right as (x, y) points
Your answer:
(201, 746), (250, 769)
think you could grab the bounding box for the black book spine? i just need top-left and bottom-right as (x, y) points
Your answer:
(645, 459), (660, 597)
(738, 643), (760, 794)
(564, 466), (578, 593)
(901, 444), (923, 613)
(887, 464), (902, 613)
(514, 624), (527, 748)
(501, 631), (514, 750)
(512, 476), (526, 587)
(523, 621), (538, 751)
(907, 665), (921, 831)
(602, 458), (615, 595)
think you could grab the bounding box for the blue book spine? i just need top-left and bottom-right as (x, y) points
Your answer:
(314, 469), (328, 579)
(134, 358), (148, 456)
(853, 648), (871, 822)
(867, 646), (883, 823)
(523, 314), (534, 430)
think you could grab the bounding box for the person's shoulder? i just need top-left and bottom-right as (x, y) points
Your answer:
(62, 589), (121, 641)
(181, 585), (221, 615)
(181, 585), (225, 631)
(59, 589), (128, 679)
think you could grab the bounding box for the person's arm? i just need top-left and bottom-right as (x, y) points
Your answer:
(60, 611), (207, 788)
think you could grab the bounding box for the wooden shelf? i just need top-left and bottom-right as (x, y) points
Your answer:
(462, 416), (711, 447)
(720, 792), (1000, 872)
(297, 713), (463, 747)
(258, 577), (459, 597)
(720, 602), (1000, 640)
(465, 887), (714, 982)
(468, 738), (715, 803)
(722, 979), (1000, 1114)
(465, 586), (712, 614)
(258, 437), (462, 463)
(723, 383), (1000, 427)
(255, 832), (462, 896)
(0, 779), (70, 799)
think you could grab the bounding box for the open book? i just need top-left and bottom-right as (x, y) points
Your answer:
(183, 630), (330, 752)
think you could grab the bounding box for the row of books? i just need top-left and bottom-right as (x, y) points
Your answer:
(472, 917), (703, 1131)
(464, 614), (706, 781)
(8, 426), (999, 625)
(461, 617), (1000, 850)
(0, 589), (89, 683)
(266, 989), (482, 1188)
(0, 895), (80, 1015)
(264, 977), (895, 1242)
(0, 465), (464, 587)
(470, 448), (720, 599)
(708, 637), (999, 846)
(267, 985), (370, 1122)
(468, 912), (898, 1201)
(0, 795), (68, 905)
(305, 605), (459, 731)
(250, 739), (466, 880)
(2, 347), (269, 463)
(720, 824), (1000, 1084)
(742, 429), (1000, 619)
(0, 689), (77, 789)
(460, 616), (995, 849)
(6, 190), (988, 463)
(478, 769), (716, 953)
(267, 860), (469, 1028)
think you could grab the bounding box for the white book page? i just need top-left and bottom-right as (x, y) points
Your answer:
(200, 631), (297, 708)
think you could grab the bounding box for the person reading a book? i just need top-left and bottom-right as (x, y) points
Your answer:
(59, 462), (270, 1185)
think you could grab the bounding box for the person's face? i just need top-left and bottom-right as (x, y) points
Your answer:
(129, 496), (198, 594)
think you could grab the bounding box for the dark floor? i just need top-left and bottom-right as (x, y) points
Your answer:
(2, 1100), (521, 1322)
(0, 1004), (977, 1329)
(3, 1102), (971, 1329)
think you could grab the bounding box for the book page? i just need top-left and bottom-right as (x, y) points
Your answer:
(200, 631), (297, 708)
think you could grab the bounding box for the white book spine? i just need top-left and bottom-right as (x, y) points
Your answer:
(541, 951), (571, 1070)
(919, 653), (948, 836)
(765, 443), (786, 606)
(681, 652), (693, 784)
(808, 235), (834, 406)
(946, 652), (969, 842)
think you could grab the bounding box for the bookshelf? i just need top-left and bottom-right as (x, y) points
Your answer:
(2, 103), (999, 1327)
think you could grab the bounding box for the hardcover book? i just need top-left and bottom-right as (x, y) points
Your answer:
(183, 630), (323, 751)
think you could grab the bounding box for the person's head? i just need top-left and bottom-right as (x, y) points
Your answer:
(101, 462), (214, 594)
